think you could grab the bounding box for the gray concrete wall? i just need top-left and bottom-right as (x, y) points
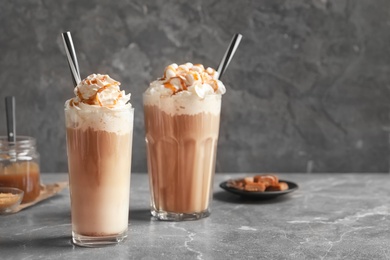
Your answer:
(1, 0), (389, 173)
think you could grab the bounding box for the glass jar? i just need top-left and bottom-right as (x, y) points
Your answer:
(0, 136), (41, 203)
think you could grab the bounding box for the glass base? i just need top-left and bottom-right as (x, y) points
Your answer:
(72, 229), (127, 247)
(151, 208), (210, 221)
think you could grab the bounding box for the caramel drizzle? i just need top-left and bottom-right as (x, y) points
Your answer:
(160, 64), (219, 95)
(163, 83), (177, 93)
(163, 76), (187, 94)
(200, 72), (206, 84)
(189, 71), (199, 81)
(161, 65), (177, 81)
(211, 80), (218, 91)
(74, 83), (122, 107)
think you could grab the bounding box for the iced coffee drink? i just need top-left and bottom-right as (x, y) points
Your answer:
(65, 74), (133, 246)
(143, 63), (225, 221)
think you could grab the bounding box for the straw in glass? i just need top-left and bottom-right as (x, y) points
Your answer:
(61, 31), (81, 87)
(217, 33), (243, 80)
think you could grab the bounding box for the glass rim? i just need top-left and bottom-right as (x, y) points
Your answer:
(142, 92), (222, 99)
(64, 106), (134, 114)
(0, 136), (36, 145)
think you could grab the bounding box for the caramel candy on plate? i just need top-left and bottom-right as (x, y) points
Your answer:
(227, 174), (289, 192)
(221, 175), (298, 199)
(265, 182), (289, 191)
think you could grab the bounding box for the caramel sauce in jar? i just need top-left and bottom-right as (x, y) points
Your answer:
(0, 137), (41, 203)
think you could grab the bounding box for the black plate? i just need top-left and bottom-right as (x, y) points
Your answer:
(219, 179), (298, 200)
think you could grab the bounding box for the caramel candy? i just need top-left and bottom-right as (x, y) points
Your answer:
(254, 175), (279, 187)
(244, 177), (254, 183)
(227, 180), (244, 190)
(227, 174), (289, 192)
(244, 182), (266, 192)
(266, 182), (289, 191)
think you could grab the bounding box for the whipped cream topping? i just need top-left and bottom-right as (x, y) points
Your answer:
(66, 74), (131, 110)
(145, 63), (226, 99)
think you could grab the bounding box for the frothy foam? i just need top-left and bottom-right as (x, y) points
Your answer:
(65, 107), (133, 134)
(65, 74), (131, 110)
(65, 74), (133, 134)
(143, 92), (221, 116)
(145, 63), (226, 99)
(144, 63), (224, 116)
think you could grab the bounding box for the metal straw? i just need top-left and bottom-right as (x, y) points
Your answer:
(5, 96), (16, 142)
(61, 31), (81, 86)
(217, 33), (243, 80)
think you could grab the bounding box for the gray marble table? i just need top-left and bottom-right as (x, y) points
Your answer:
(1, 173), (389, 260)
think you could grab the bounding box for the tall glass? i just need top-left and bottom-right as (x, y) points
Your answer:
(143, 93), (221, 221)
(65, 106), (133, 247)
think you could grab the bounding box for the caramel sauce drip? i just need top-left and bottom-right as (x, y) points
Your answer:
(163, 83), (178, 94)
(192, 72), (199, 81)
(200, 72), (206, 84)
(211, 80), (218, 91)
(172, 76), (188, 90)
(160, 64), (220, 95)
(79, 84), (112, 105)
(163, 77), (187, 94)
(74, 83), (122, 108)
